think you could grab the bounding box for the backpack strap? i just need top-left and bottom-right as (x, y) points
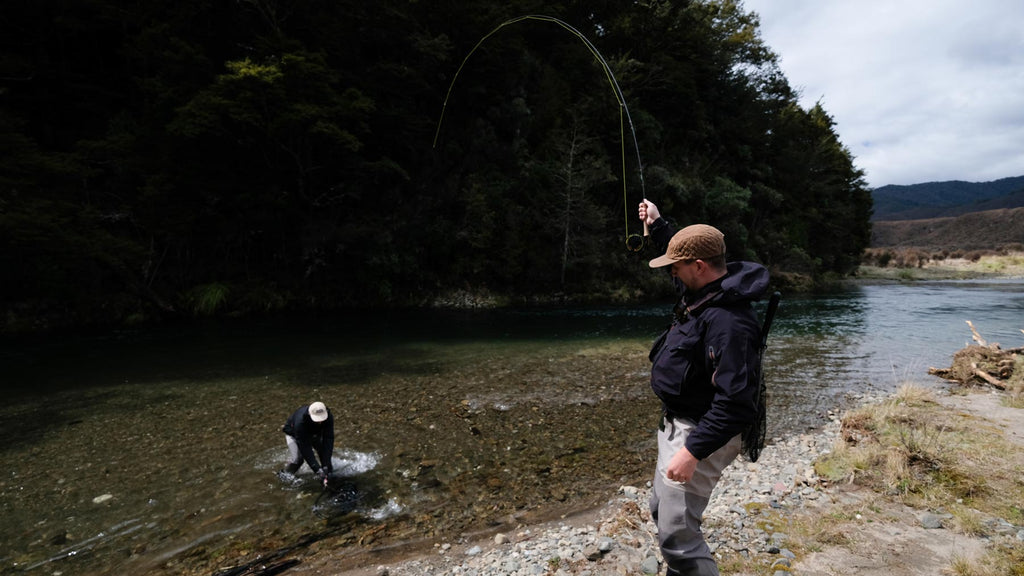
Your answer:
(674, 289), (723, 323)
(743, 291), (782, 463)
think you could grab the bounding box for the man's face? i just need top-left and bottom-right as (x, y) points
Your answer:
(670, 259), (698, 290)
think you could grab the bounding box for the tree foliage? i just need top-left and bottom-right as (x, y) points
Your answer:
(0, 0), (872, 329)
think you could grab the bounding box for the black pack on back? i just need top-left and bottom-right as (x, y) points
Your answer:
(742, 291), (781, 463)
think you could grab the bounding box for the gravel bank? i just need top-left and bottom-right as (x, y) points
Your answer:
(369, 408), (850, 576)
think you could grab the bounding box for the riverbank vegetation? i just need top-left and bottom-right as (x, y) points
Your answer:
(1, 0), (871, 333)
(738, 325), (1024, 575)
(856, 249), (1024, 281)
(719, 384), (1024, 575)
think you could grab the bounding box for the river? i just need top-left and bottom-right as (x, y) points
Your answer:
(1, 279), (1022, 575)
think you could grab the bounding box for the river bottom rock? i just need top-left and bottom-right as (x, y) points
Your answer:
(369, 415), (843, 576)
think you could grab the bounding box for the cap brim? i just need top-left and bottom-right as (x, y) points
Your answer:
(648, 254), (678, 268)
(310, 412), (327, 422)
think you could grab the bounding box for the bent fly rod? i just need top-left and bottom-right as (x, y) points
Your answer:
(433, 14), (649, 251)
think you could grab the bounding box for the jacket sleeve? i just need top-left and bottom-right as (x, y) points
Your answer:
(316, 413), (335, 472)
(649, 217), (674, 253)
(684, 308), (760, 459)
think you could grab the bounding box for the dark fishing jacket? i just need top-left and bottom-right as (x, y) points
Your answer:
(282, 405), (335, 473)
(648, 218), (769, 460)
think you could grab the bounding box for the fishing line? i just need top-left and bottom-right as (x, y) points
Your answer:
(433, 14), (648, 251)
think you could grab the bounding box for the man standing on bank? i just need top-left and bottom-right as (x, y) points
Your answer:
(639, 200), (769, 576)
(281, 401), (334, 486)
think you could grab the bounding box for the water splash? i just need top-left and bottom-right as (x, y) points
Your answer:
(367, 498), (405, 521)
(331, 449), (381, 476)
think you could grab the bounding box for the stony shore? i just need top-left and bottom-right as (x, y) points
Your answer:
(340, 385), (1024, 576)
(361, 404), (852, 576)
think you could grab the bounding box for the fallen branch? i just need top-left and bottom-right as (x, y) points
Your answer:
(967, 320), (987, 347)
(970, 362), (1006, 389)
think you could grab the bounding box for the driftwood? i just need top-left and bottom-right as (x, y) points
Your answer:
(928, 321), (1022, 390)
(969, 362), (1006, 389)
(966, 320), (988, 347)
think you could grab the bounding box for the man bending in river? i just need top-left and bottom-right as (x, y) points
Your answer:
(280, 401), (334, 485)
(639, 200), (769, 576)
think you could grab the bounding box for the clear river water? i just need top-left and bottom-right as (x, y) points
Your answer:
(1, 279), (1022, 576)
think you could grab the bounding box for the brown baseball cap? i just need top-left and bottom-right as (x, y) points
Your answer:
(648, 224), (726, 268)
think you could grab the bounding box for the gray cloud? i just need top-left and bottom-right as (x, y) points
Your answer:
(744, 0), (1024, 187)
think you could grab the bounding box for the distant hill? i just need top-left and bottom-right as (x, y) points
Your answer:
(872, 175), (1024, 221)
(871, 207), (1024, 250)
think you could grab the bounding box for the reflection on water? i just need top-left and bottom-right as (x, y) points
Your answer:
(1, 279), (1022, 575)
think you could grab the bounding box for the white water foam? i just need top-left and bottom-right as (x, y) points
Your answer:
(253, 447), (381, 477)
(331, 448), (382, 476)
(367, 498), (405, 520)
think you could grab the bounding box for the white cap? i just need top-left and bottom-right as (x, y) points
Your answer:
(308, 401), (328, 422)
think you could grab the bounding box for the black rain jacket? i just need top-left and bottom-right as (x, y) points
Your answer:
(648, 218), (769, 460)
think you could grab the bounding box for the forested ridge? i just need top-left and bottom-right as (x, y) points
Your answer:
(0, 0), (872, 331)
(871, 175), (1024, 221)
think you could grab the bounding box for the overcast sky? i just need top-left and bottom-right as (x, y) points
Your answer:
(743, 0), (1024, 188)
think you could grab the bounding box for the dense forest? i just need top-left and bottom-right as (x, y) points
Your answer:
(0, 0), (872, 330)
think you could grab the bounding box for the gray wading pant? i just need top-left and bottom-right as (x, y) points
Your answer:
(285, 435), (304, 468)
(650, 415), (741, 576)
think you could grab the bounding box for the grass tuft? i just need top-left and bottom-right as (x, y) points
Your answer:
(786, 384), (1023, 575)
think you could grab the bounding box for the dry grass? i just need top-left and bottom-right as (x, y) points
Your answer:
(857, 250), (1024, 280)
(815, 384), (1021, 514)
(747, 384), (1024, 575)
(945, 541), (1024, 576)
(1007, 355), (1024, 407)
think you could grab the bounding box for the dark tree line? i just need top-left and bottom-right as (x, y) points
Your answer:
(0, 0), (872, 330)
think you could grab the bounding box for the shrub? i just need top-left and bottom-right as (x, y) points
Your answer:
(184, 282), (230, 315)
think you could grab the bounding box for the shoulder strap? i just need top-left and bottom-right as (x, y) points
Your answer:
(676, 289), (723, 322)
